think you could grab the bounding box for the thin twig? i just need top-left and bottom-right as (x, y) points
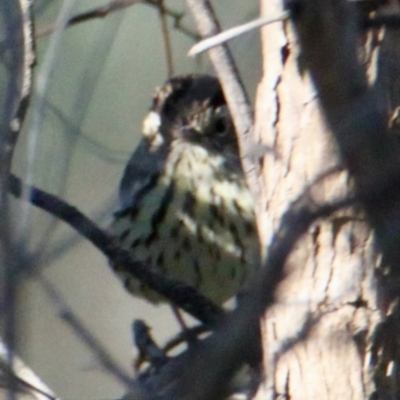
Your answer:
(35, 0), (200, 41)
(157, 0), (174, 77)
(38, 276), (136, 389)
(144, 0), (200, 40)
(35, 0), (142, 37)
(188, 12), (289, 56)
(21, 0), (75, 232)
(0, 337), (57, 400)
(9, 0), (35, 147)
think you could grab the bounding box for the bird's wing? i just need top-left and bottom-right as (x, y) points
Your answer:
(117, 139), (167, 212)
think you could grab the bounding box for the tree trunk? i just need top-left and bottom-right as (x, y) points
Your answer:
(253, 1), (400, 399)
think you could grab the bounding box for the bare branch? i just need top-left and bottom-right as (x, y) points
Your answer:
(156, 0), (174, 77)
(188, 12), (289, 56)
(35, 0), (200, 40)
(37, 276), (136, 390)
(8, 0), (35, 151)
(0, 3), (35, 400)
(7, 174), (224, 326)
(35, 0), (141, 37)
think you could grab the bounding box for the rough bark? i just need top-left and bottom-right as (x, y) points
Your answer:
(253, 1), (392, 399)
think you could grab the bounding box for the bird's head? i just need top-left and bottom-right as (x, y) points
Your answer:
(142, 75), (239, 156)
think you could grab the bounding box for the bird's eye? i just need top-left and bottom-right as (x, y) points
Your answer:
(215, 118), (227, 135)
(163, 101), (173, 116)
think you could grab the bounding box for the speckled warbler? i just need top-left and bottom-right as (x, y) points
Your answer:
(109, 74), (259, 305)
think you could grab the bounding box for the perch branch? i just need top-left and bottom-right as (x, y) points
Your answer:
(7, 174), (223, 326)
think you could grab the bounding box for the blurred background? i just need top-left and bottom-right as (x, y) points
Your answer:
(3, 1), (261, 398)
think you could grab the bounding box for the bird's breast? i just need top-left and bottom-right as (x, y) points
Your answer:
(110, 141), (258, 304)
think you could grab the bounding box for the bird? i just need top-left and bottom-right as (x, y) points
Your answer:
(108, 74), (259, 306)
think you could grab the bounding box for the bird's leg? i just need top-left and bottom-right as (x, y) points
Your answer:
(171, 305), (200, 347)
(132, 320), (168, 372)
